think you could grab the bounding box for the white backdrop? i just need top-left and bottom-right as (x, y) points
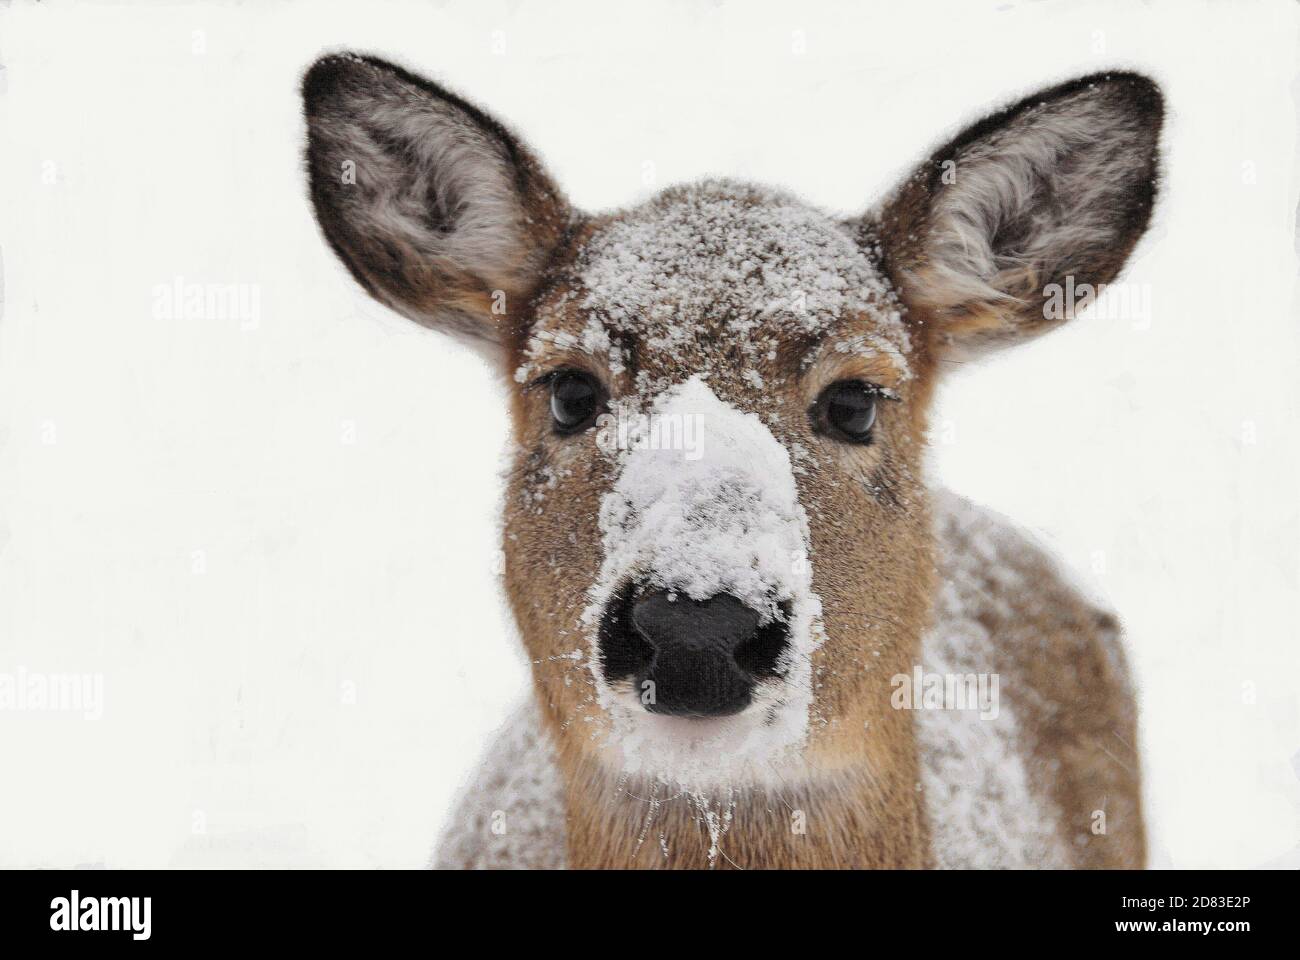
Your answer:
(0, 0), (1297, 868)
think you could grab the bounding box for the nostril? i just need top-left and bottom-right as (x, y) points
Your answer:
(598, 584), (653, 682)
(733, 603), (792, 678)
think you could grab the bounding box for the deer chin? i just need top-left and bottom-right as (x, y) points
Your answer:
(594, 679), (813, 791)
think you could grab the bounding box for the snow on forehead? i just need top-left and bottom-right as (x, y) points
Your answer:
(577, 181), (909, 358)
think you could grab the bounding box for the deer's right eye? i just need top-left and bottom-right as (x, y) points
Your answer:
(549, 370), (603, 434)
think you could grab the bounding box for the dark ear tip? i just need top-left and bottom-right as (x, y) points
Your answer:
(302, 53), (356, 109)
(1097, 71), (1164, 122)
(1057, 70), (1165, 126)
(301, 52), (406, 112)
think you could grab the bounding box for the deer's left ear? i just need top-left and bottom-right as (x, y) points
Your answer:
(302, 53), (572, 353)
(866, 72), (1164, 360)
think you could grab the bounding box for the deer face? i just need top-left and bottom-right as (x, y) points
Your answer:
(304, 55), (1162, 791)
(507, 186), (935, 785)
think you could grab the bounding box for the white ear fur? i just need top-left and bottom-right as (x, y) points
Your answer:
(303, 54), (571, 354)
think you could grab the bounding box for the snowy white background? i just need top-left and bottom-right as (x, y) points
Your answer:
(1, 0), (1297, 868)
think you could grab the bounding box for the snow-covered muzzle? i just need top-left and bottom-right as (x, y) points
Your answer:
(582, 376), (826, 788)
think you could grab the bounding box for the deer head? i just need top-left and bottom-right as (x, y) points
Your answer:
(303, 55), (1162, 801)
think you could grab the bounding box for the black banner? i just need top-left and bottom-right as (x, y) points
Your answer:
(0, 868), (1285, 946)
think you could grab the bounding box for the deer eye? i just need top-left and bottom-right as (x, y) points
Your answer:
(549, 370), (603, 434)
(813, 380), (878, 444)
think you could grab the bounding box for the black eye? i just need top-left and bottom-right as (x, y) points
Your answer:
(813, 380), (879, 444)
(549, 370), (602, 434)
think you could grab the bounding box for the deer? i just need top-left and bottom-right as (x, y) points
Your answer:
(302, 53), (1163, 869)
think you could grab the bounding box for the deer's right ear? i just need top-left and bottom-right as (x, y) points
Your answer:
(302, 54), (571, 353)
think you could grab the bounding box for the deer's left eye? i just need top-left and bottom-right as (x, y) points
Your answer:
(812, 380), (878, 444)
(549, 370), (603, 434)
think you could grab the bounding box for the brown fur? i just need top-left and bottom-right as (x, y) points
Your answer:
(932, 503), (1146, 868)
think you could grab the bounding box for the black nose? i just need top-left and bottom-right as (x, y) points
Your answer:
(599, 588), (790, 718)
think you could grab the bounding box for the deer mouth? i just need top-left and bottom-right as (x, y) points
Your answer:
(598, 581), (792, 719)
